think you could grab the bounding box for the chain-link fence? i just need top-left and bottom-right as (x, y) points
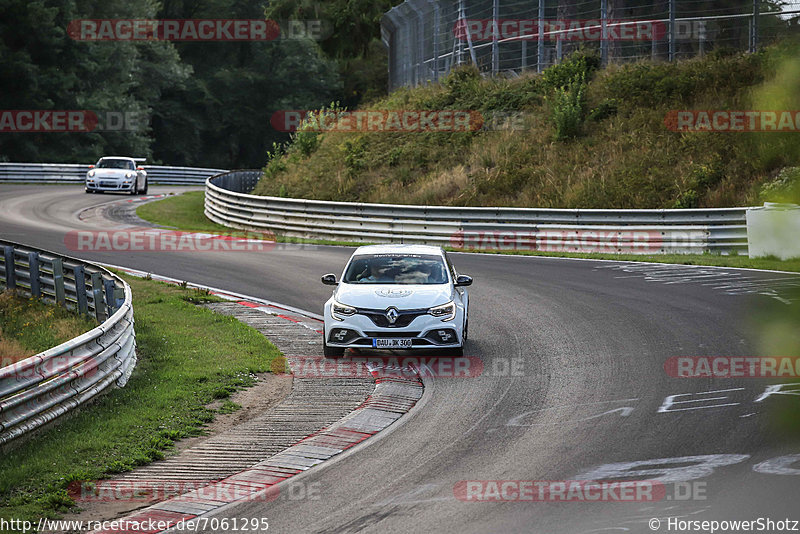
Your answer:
(381, 0), (800, 90)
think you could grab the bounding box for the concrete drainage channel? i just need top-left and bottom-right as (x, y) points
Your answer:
(85, 267), (424, 534)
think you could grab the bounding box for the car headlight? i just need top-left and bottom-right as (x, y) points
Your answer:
(429, 301), (456, 321)
(331, 300), (356, 321)
(125, 172), (134, 178)
(87, 170), (95, 177)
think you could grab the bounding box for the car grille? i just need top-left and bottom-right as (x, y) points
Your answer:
(357, 308), (428, 328)
(363, 331), (421, 338)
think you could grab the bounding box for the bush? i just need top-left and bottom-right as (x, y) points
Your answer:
(291, 102), (344, 157)
(550, 73), (587, 141)
(541, 49), (601, 91)
(588, 98), (619, 122)
(596, 52), (765, 108)
(760, 167), (800, 203)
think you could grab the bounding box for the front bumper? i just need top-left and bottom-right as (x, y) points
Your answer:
(323, 303), (464, 349)
(86, 179), (135, 191)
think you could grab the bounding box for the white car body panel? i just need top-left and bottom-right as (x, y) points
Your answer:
(85, 156), (147, 193)
(323, 244), (470, 354)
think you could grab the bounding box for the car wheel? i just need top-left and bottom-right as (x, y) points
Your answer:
(323, 338), (345, 359)
(84, 189), (91, 194)
(141, 180), (148, 195)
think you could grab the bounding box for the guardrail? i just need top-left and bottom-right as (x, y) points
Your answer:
(0, 241), (136, 447)
(205, 170), (750, 254)
(0, 162), (227, 185)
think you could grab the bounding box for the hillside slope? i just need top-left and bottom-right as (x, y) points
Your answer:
(253, 42), (800, 209)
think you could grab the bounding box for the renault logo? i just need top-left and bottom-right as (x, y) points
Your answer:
(385, 307), (399, 324)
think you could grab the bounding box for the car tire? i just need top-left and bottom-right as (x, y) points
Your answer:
(323, 338), (345, 359)
(141, 180), (148, 195)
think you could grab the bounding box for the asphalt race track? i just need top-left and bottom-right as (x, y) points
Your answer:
(2, 184), (800, 534)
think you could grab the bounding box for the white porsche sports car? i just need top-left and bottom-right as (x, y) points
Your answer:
(85, 156), (147, 195)
(321, 244), (472, 358)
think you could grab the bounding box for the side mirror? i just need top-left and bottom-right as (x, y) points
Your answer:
(136, 166), (144, 171)
(88, 165), (95, 169)
(455, 274), (473, 287)
(321, 274), (338, 286)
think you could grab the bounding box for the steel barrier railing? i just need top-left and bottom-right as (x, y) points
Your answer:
(0, 163), (227, 185)
(205, 170), (750, 254)
(0, 241), (136, 447)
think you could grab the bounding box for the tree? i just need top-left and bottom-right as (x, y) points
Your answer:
(0, 0), (189, 162)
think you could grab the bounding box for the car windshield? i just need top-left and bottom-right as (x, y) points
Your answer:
(97, 159), (134, 170)
(343, 254), (449, 285)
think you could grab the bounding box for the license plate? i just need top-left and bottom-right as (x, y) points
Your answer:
(373, 338), (412, 349)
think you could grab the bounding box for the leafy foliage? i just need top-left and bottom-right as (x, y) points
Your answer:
(549, 74), (587, 141)
(251, 41), (800, 210)
(0, 0), (342, 168)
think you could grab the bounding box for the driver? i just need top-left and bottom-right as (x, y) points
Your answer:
(360, 260), (392, 282)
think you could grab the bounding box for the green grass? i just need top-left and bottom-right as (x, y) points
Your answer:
(0, 292), (97, 367)
(252, 41), (800, 210)
(0, 275), (282, 529)
(136, 191), (229, 233)
(750, 284), (800, 438)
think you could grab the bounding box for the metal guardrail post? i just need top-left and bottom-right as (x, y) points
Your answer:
(0, 239), (137, 447)
(432, 2), (440, 82)
(600, 0), (609, 65)
(104, 279), (116, 317)
(750, 0), (759, 53)
(669, 0), (676, 61)
(74, 265), (88, 314)
(3, 246), (15, 289)
(52, 258), (65, 305)
(91, 272), (104, 320)
(114, 286), (125, 308)
(491, 0), (499, 75)
(28, 252), (40, 297)
(537, 0), (545, 72)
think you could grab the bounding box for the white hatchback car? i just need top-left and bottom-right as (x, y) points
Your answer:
(85, 156), (147, 194)
(321, 244), (472, 358)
